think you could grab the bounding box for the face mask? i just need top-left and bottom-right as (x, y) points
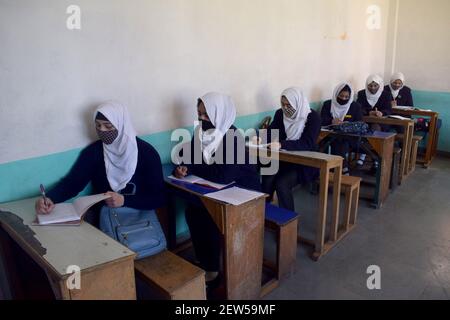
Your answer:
(200, 120), (215, 131)
(282, 105), (296, 118)
(337, 97), (350, 106)
(97, 128), (118, 145)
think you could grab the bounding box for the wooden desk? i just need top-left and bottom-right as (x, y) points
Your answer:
(248, 147), (343, 261)
(318, 130), (395, 209)
(363, 116), (415, 182)
(165, 179), (266, 300)
(392, 107), (439, 167)
(0, 197), (136, 300)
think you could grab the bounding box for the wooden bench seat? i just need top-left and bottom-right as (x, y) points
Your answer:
(261, 203), (299, 297)
(395, 134), (424, 173)
(329, 175), (361, 231)
(391, 147), (402, 189)
(135, 250), (206, 300)
(410, 135), (424, 172)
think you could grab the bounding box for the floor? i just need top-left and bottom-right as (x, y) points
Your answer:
(262, 156), (450, 300)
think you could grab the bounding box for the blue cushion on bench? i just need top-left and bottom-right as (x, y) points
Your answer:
(265, 203), (299, 226)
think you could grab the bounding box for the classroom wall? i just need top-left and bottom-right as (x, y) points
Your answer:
(384, 0), (450, 152)
(386, 0), (450, 92)
(0, 0), (390, 165)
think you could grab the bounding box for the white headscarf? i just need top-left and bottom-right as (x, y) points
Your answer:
(389, 72), (405, 99)
(282, 87), (312, 140)
(198, 92), (236, 165)
(331, 82), (354, 121)
(94, 101), (138, 192)
(365, 74), (384, 107)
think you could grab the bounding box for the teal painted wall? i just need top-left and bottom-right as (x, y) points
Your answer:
(0, 108), (284, 237)
(412, 90), (450, 152)
(1, 94), (446, 235)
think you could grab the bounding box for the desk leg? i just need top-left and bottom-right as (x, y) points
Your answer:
(401, 124), (412, 178)
(406, 124), (414, 174)
(313, 166), (329, 260)
(203, 198), (264, 300)
(330, 166), (342, 242)
(430, 115), (438, 164)
(427, 114), (438, 166)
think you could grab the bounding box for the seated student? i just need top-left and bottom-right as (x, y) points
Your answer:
(385, 72), (414, 107)
(260, 87), (321, 211)
(357, 74), (393, 120)
(35, 101), (167, 234)
(321, 82), (362, 174)
(172, 92), (260, 286)
(356, 74), (393, 167)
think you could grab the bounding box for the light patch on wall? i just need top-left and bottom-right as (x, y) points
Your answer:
(322, 0), (349, 41)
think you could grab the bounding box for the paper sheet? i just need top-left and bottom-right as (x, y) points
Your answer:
(204, 186), (265, 206)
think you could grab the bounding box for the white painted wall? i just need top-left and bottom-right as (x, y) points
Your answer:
(385, 0), (450, 91)
(0, 0), (390, 164)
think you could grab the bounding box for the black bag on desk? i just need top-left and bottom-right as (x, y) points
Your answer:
(330, 121), (371, 135)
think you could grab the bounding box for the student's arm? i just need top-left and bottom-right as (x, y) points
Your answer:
(46, 144), (96, 203)
(280, 111), (321, 151)
(123, 143), (167, 210)
(379, 91), (393, 116)
(357, 91), (370, 116)
(405, 87), (414, 106)
(320, 101), (333, 126)
(189, 135), (242, 185)
(262, 109), (283, 143)
(352, 102), (363, 122)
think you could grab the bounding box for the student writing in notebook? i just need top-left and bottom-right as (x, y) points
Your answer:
(258, 87), (321, 211)
(35, 101), (166, 231)
(385, 72), (414, 108)
(321, 82), (363, 175)
(173, 92), (260, 287)
(356, 74), (393, 169)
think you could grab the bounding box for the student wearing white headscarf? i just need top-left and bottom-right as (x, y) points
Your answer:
(320, 83), (363, 174)
(357, 74), (393, 120)
(35, 101), (167, 233)
(384, 72), (414, 107)
(173, 92), (260, 286)
(260, 87), (321, 211)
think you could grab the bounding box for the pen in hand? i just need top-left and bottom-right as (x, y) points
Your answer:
(40, 184), (48, 207)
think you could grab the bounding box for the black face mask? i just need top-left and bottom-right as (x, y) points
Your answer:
(200, 120), (215, 131)
(336, 97), (350, 106)
(97, 129), (118, 145)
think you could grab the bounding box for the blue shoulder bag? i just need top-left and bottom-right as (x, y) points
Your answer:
(99, 206), (167, 260)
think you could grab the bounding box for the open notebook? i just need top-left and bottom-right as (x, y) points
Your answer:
(388, 115), (411, 120)
(168, 175), (234, 190)
(35, 193), (111, 226)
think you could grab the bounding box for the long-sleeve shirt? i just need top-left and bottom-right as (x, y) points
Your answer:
(320, 100), (363, 126)
(264, 108), (321, 152)
(384, 85), (414, 106)
(47, 138), (166, 210)
(182, 125), (261, 191)
(357, 89), (393, 116)
(262, 109), (321, 184)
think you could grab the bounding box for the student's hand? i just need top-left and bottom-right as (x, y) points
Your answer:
(391, 100), (397, 108)
(174, 166), (188, 179)
(268, 142), (282, 151)
(35, 198), (55, 215)
(251, 136), (262, 145)
(105, 192), (125, 208)
(375, 111), (383, 117)
(332, 118), (343, 125)
(369, 110), (378, 117)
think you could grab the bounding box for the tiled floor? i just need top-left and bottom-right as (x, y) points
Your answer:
(263, 156), (450, 300)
